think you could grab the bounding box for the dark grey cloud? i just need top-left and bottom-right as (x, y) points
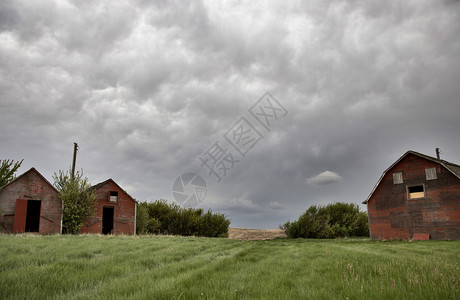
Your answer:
(1, 0), (459, 228)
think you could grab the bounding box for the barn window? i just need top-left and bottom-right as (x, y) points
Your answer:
(407, 185), (425, 199)
(425, 167), (437, 180)
(393, 172), (403, 184)
(109, 191), (118, 203)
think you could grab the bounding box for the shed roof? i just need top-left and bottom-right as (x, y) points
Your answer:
(363, 150), (460, 204)
(89, 178), (136, 203)
(0, 167), (59, 194)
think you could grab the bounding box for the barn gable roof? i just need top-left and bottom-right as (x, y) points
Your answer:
(89, 178), (136, 203)
(0, 167), (59, 194)
(363, 150), (460, 204)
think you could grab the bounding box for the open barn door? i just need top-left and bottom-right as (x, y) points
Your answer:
(102, 207), (114, 234)
(13, 199), (41, 233)
(25, 200), (41, 232)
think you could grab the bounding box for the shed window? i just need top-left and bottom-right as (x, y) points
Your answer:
(109, 191), (118, 203)
(393, 172), (403, 184)
(425, 167), (437, 180)
(408, 185), (425, 199)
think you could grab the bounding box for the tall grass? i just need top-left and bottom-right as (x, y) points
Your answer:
(0, 235), (458, 299)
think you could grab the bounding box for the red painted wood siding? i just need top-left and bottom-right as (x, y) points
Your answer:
(13, 199), (27, 233)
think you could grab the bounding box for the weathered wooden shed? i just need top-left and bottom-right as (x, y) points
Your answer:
(0, 168), (62, 234)
(80, 179), (136, 235)
(363, 150), (460, 240)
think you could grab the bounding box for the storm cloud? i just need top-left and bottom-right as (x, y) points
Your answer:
(1, 0), (459, 228)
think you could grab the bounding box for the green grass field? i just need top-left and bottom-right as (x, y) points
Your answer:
(0, 235), (458, 299)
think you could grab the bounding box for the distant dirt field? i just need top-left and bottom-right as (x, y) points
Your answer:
(228, 228), (287, 240)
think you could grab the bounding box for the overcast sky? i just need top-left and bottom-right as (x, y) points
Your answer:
(1, 0), (459, 229)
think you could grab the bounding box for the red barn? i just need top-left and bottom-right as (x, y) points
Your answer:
(80, 179), (136, 235)
(0, 168), (62, 234)
(363, 150), (460, 240)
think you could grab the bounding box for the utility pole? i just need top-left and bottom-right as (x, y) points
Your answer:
(71, 142), (78, 180)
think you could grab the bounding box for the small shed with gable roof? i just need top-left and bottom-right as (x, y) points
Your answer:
(80, 179), (136, 235)
(0, 168), (62, 234)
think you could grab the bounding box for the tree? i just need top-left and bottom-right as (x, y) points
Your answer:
(0, 159), (23, 187)
(136, 199), (230, 237)
(283, 202), (369, 239)
(53, 168), (96, 234)
(135, 202), (150, 234)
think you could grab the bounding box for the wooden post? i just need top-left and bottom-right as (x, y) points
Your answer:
(71, 142), (78, 180)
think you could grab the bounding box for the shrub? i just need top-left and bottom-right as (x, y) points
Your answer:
(53, 168), (96, 234)
(283, 202), (369, 239)
(146, 218), (161, 234)
(135, 202), (149, 234)
(136, 199), (230, 237)
(200, 210), (231, 237)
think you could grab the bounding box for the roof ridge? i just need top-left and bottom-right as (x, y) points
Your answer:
(0, 167), (59, 194)
(408, 150), (460, 168)
(363, 150), (460, 204)
(88, 178), (111, 191)
(88, 178), (136, 203)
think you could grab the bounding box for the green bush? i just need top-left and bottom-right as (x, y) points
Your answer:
(135, 202), (149, 234)
(136, 199), (230, 237)
(146, 218), (161, 234)
(53, 168), (96, 234)
(283, 202), (369, 238)
(200, 210), (231, 238)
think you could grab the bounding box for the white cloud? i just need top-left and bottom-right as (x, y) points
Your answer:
(268, 201), (282, 210)
(307, 171), (343, 186)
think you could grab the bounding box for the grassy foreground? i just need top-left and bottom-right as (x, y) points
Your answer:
(0, 235), (458, 299)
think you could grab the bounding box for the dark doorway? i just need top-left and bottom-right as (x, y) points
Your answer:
(25, 200), (41, 232)
(102, 207), (114, 234)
